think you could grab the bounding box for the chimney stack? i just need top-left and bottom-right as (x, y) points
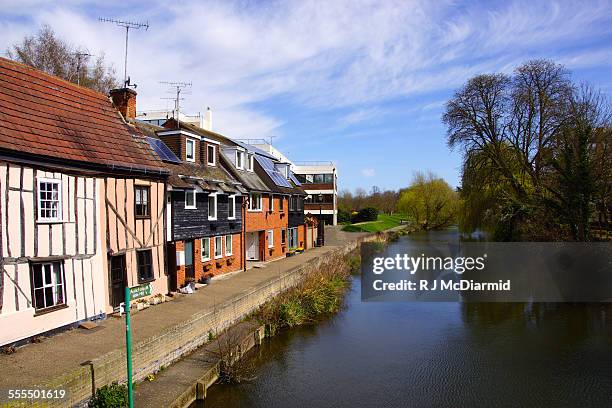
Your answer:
(109, 88), (137, 120)
(204, 107), (213, 131)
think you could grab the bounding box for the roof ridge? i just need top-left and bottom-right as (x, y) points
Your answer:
(0, 57), (111, 100)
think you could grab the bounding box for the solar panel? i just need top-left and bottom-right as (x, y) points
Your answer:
(255, 156), (292, 188)
(147, 137), (181, 163)
(289, 172), (302, 186)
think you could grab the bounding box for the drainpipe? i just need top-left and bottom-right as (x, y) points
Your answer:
(242, 196), (249, 272)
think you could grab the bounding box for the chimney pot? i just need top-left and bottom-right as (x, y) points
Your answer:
(109, 88), (137, 120)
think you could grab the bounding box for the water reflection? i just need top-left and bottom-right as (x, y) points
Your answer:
(199, 231), (612, 408)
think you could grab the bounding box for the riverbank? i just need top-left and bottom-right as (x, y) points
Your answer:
(341, 214), (410, 233)
(0, 227), (376, 407)
(202, 230), (612, 408)
(134, 250), (359, 408)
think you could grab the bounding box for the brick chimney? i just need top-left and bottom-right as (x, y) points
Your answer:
(109, 88), (137, 120)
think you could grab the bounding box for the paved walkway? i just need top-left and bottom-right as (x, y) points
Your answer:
(0, 227), (367, 389)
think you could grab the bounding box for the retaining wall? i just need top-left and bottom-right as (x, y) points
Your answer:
(38, 234), (379, 407)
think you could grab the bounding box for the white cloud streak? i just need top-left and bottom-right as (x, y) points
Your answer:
(1, 0), (611, 141)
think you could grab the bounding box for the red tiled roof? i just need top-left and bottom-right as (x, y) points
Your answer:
(0, 57), (167, 175)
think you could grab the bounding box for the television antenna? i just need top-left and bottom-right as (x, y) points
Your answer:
(72, 51), (92, 86)
(99, 18), (149, 87)
(159, 81), (192, 127)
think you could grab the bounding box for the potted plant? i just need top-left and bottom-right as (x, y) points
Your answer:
(226, 257), (234, 265)
(203, 263), (212, 272)
(216, 260), (223, 268)
(185, 277), (196, 291)
(296, 246), (305, 254)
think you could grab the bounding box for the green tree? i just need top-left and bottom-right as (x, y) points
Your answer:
(397, 171), (459, 230)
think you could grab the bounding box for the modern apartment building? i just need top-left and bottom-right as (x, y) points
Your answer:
(250, 142), (338, 226)
(292, 161), (338, 226)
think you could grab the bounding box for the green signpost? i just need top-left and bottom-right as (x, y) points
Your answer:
(130, 283), (152, 300)
(124, 286), (134, 408)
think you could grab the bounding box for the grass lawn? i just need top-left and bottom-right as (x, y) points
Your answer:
(341, 214), (408, 233)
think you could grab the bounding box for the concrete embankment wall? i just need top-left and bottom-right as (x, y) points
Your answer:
(42, 234), (379, 407)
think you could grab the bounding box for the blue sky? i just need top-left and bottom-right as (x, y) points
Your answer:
(1, 0), (611, 192)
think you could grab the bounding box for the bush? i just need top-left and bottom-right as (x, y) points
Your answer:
(352, 207), (379, 223)
(338, 208), (352, 223)
(89, 382), (128, 408)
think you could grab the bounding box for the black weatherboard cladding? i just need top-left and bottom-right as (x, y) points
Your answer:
(172, 190), (242, 241)
(288, 197), (305, 227)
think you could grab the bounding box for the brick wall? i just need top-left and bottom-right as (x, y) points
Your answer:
(174, 233), (243, 287)
(246, 195), (288, 261)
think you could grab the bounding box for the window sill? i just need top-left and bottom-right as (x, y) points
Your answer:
(36, 219), (66, 225)
(208, 217), (218, 221)
(228, 217), (236, 220)
(34, 303), (69, 317)
(214, 255), (223, 260)
(247, 209), (262, 212)
(137, 277), (155, 285)
(185, 206), (197, 210)
(135, 215), (151, 220)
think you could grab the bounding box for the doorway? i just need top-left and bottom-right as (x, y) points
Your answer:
(109, 254), (127, 308)
(184, 240), (195, 281)
(246, 232), (259, 260)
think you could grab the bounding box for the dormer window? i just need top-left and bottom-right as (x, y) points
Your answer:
(236, 150), (245, 170)
(207, 144), (216, 166)
(247, 154), (254, 172)
(186, 138), (196, 162)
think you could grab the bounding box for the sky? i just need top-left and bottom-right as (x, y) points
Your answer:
(1, 0), (611, 192)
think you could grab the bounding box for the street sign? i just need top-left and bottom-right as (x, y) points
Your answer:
(129, 283), (152, 300)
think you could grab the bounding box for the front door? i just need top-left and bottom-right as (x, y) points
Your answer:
(184, 240), (195, 280)
(109, 255), (127, 308)
(246, 232), (259, 260)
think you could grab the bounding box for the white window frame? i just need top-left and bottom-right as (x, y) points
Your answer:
(31, 261), (65, 310)
(186, 138), (196, 162)
(37, 178), (63, 223)
(207, 144), (216, 166)
(228, 195), (236, 219)
(214, 235), (223, 259)
(208, 193), (218, 220)
(185, 189), (197, 209)
(236, 150), (245, 170)
(267, 229), (274, 248)
(201, 237), (211, 261)
(225, 235), (233, 256)
(248, 192), (262, 211)
(247, 153), (254, 171)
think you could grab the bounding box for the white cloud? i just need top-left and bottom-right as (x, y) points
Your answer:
(1, 0), (611, 143)
(361, 168), (376, 178)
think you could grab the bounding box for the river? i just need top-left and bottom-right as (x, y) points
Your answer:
(199, 230), (612, 408)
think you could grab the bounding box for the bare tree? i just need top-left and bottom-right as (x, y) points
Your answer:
(444, 59), (611, 240)
(7, 25), (118, 93)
